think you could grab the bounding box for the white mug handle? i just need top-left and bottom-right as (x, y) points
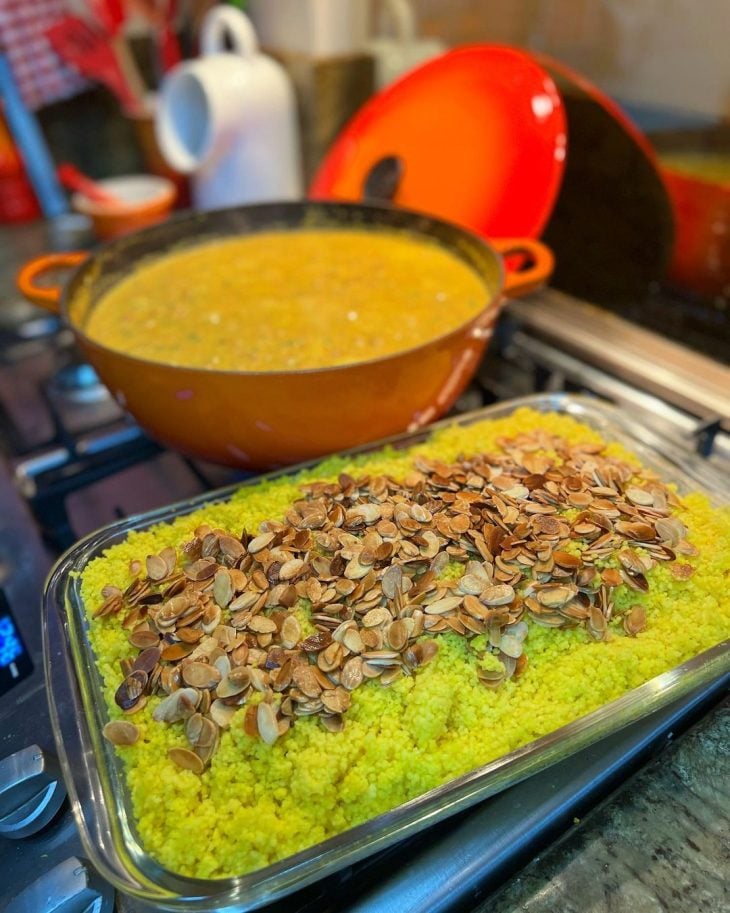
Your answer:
(200, 6), (259, 58)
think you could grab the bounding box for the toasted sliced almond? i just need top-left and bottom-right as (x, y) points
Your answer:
(321, 713), (344, 733)
(386, 619), (409, 651)
(182, 662), (221, 690)
(133, 646), (161, 675)
(248, 532), (275, 554)
(625, 486), (654, 506)
(292, 665), (322, 698)
(114, 670), (147, 711)
(458, 574), (485, 596)
(381, 565), (403, 600)
(552, 551), (582, 569)
(601, 568), (623, 588)
(103, 720), (139, 746)
(343, 627), (365, 654)
(623, 605), (647, 637)
(184, 557), (218, 581)
(168, 747), (205, 774)
(670, 563), (695, 580)
(424, 596), (462, 615)
(248, 615), (278, 634)
(536, 586), (574, 609)
(146, 554), (168, 581)
(216, 670), (250, 699)
(499, 634), (523, 659)
(279, 558), (306, 581)
(341, 656), (363, 690)
(209, 699), (237, 728)
(318, 641), (344, 672)
(363, 607), (392, 628)
(280, 614), (301, 649)
(321, 686), (351, 713)
(128, 629), (160, 650)
(482, 585), (515, 607)
(257, 702), (280, 745)
(153, 687), (200, 722)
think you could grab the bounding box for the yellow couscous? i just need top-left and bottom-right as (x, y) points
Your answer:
(80, 408), (730, 879)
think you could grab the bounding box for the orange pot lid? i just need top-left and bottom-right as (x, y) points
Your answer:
(532, 52), (674, 304)
(310, 45), (567, 239)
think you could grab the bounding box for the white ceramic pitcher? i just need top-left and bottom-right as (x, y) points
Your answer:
(155, 6), (302, 211)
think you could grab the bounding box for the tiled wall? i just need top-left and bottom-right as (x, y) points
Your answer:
(401, 0), (730, 118)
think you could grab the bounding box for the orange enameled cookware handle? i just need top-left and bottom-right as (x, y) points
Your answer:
(17, 251), (88, 313)
(491, 238), (554, 298)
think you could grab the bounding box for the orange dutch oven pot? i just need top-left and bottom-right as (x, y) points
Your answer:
(18, 202), (552, 469)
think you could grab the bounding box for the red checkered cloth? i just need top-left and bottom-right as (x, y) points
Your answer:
(0, 0), (88, 110)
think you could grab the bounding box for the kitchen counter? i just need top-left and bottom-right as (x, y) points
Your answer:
(479, 697), (729, 913)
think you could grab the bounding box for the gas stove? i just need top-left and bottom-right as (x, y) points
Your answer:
(0, 221), (728, 913)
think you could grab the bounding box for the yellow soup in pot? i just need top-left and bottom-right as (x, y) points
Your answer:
(84, 230), (488, 371)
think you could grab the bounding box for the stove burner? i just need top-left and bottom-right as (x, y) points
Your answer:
(48, 363), (110, 405)
(16, 316), (61, 340)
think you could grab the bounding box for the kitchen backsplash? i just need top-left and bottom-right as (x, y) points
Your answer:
(411, 0), (729, 120)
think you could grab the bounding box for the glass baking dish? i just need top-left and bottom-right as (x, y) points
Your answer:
(43, 393), (730, 912)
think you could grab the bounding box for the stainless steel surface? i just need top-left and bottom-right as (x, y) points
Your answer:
(0, 744), (66, 838)
(5, 855), (115, 913)
(504, 330), (730, 466)
(14, 426), (150, 498)
(506, 290), (730, 428)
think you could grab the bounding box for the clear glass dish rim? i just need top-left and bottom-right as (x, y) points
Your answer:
(42, 392), (730, 911)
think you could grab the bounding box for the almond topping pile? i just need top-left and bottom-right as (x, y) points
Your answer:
(98, 429), (697, 769)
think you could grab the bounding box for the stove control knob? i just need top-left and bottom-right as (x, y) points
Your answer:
(0, 744), (67, 838)
(5, 856), (115, 913)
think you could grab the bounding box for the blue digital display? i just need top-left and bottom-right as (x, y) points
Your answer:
(0, 615), (23, 668)
(0, 596), (33, 696)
